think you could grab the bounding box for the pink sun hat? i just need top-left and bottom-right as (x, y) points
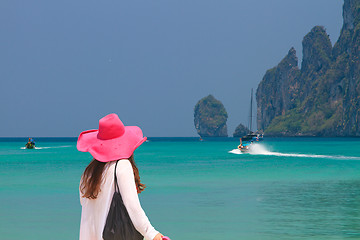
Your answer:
(77, 113), (147, 162)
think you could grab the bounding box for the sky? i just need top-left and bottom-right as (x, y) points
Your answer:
(0, 0), (343, 137)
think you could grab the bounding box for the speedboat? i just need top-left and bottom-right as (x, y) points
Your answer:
(238, 141), (251, 153)
(25, 138), (36, 149)
(25, 142), (35, 149)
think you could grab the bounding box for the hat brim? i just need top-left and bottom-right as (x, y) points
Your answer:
(77, 126), (147, 162)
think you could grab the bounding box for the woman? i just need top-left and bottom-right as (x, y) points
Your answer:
(77, 113), (163, 240)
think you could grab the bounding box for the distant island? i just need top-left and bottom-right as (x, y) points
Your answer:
(194, 95), (228, 137)
(257, 0), (360, 137)
(233, 123), (249, 137)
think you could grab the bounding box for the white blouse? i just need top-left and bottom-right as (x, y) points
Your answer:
(79, 160), (159, 240)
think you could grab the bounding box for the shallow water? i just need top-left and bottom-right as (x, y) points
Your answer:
(1, 137), (360, 239)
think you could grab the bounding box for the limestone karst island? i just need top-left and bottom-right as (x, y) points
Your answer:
(257, 0), (360, 137)
(194, 95), (228, 137)
(195, 0), (360, 137)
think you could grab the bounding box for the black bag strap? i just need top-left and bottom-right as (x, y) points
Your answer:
(114, 160), (120, 193)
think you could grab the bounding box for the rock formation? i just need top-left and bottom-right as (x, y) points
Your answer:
(256, 0), (360, 136)
(233, 123), (250, 137)
(257, 47), (300, 131)
(194, 95), (228, 137)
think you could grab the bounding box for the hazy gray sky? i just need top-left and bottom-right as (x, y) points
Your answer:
(1, 0), (343, 137)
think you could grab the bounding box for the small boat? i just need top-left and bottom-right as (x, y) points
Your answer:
(238, 138), (251, 153)
(25, 142), (35, 149)
(241, 132), (264, 142)
(25, 138), (36, 149)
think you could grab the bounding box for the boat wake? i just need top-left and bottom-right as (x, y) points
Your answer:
(229, 144), (360, 160)
(229, 149), (243, 154)
(20, 146), (72, 150)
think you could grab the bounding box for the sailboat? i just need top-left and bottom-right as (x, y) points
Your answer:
(238, 89), (263, 153)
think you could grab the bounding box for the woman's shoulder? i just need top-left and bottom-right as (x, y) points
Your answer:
(117, 159), (131, 168)
(112, 159), (132, 174)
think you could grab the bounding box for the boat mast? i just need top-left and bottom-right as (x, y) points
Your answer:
(249, 88), (253, 134)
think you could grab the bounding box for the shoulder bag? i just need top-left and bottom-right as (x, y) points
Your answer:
(103, 160), (144, 240)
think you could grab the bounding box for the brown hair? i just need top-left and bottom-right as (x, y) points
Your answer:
(80, 154), (146, 199)
(128, 155), (146, 193)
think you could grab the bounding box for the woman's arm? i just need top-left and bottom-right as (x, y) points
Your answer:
(116, 160), (160, 240)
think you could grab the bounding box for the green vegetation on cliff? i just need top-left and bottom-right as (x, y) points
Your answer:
(194, 95), (228, 137)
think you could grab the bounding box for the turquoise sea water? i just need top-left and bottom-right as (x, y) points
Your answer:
(1, 137), (360, 240)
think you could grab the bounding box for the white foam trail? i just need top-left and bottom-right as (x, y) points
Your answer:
(21, 146), (72, 150)
(228, 149), (242, 154)
(36, 146), (72, 149)
(229, 144), (360, 160)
